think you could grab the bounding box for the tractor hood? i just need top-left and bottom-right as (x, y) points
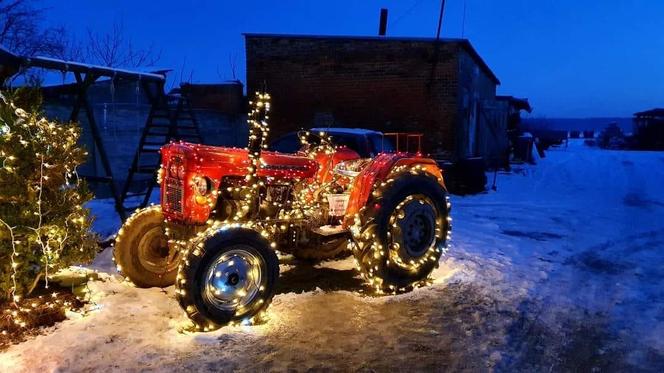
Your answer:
(159, 142), (318, 224)
(161, 142), (319, 180)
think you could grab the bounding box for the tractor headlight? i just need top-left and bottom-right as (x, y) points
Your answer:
(169, 162), (179, 177)
(169, 155), (184, 179)
(193, 176), (211, 196)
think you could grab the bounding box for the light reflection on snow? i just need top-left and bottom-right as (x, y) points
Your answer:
(5, 140), (664, 371)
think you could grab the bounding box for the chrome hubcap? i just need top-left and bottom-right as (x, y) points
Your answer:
(202, 247), (264, 312)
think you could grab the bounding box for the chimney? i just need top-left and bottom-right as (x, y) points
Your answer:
(378, 8), (388, 36)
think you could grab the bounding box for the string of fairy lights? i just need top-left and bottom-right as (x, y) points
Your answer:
(348, 164), (452, 294)
(34, 154), (49, 289)
(0, 218), (19, 303)
(0, 89), (452, 335)
(238, 92), (271, 221)
(0, 94), (98, 335)
(170, 93), (358, 330)
(163, 92), (451, 330)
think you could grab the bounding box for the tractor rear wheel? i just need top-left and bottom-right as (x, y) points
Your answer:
(176, 227), (279, 330)
(114, 206), (181, 288)
(351, 171), (450, 292)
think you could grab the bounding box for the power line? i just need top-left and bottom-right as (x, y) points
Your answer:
(392, 0), (429, 27)
(435, 0), (446, 40)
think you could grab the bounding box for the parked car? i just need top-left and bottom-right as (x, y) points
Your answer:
(269, 128), (395, 157)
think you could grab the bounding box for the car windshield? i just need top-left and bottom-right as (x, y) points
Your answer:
(368, 133), (395, 155)
(327, 134), (366, 156)
(269, 133), (301, 153)
(269, 130), (397, 157)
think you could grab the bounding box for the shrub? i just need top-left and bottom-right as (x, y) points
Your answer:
(0, 90), (97, 302)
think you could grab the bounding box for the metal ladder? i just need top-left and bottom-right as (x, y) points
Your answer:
(118, 87), (202, 220)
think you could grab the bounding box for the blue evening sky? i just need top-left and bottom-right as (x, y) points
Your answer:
(41, 0), (664, 117)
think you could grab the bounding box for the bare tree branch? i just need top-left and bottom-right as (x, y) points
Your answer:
(0, 0), (67, 57)
(229, 53), (238, 80)
(85, 18), (161, 68)
(0, 2), (160, 86)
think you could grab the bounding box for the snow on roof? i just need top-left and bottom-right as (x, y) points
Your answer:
(0, 44), (165, 82)
(32, 56), (166, 80)
(311, 127), (383, 136)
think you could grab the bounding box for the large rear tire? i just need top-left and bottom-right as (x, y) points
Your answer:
(176, 227), (279, 331)
(351, 171), (450, 292)
(114, 206), (181, 288)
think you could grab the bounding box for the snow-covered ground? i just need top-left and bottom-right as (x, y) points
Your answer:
(2, 140), (664, 372)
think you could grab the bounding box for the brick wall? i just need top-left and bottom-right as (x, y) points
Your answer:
(246, 36), (467, 156)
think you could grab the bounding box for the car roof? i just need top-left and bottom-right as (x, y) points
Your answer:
(310, 127), (383, 136)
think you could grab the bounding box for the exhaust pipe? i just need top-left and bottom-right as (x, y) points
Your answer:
(242, 91), (271, 218)
(378, 8), (388, 36)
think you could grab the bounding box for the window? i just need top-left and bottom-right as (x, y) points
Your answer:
(269, 133), (301, 153)
(328, 134), (367, 157)
(368, 134), (395, 155)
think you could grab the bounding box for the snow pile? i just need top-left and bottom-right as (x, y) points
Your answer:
(2, 140), (663, 371)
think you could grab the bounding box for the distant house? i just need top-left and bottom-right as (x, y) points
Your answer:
(245, 33), (518, 167)
(633, 108), (664, 149)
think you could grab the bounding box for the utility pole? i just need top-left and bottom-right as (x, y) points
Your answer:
(428, 0), (446, 90)
(378, 8), (388, 36)
(462, 0), (467, 38)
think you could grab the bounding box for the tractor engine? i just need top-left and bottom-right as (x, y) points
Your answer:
(159, 143), (320, 225)
(158, 142), (356, 259)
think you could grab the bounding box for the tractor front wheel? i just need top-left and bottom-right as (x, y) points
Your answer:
(114, 206), (181, 288)
(176, 227), (279, 330)
(351, 171), (450, 292)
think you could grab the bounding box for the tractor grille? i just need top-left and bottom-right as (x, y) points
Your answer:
(165, 177), (184, 214)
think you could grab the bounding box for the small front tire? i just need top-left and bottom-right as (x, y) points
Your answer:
(176, 227), (279, 330)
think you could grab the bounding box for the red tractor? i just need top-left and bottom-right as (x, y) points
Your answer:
(114, 93), (451, 330)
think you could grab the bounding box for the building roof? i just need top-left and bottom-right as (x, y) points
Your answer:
(634, 108), (664, 118)
(243, 33), (500, 85)
(496, 95), (532, 113)
(0, 45), (165, 82)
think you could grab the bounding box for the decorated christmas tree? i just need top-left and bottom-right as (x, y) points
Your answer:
(0, 90), (97, 302)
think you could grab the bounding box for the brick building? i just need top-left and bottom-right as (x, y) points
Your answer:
(245, 33), (506, 164)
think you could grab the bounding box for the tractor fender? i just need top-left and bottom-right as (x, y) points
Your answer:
(344, 153), (446, 226)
